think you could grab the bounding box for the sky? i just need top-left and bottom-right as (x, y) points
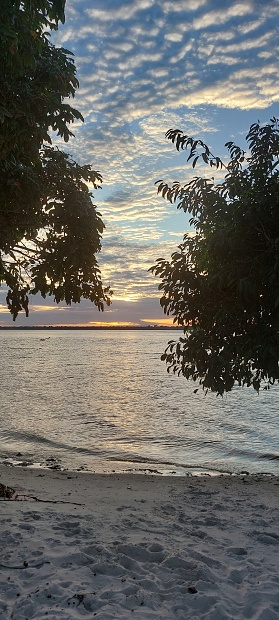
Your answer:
(1, 0), (279, 326)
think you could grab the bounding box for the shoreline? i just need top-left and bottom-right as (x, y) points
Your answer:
(1, 461), (278, 497)
(2, 455), (278, 479)
(1, 462), (279, 499)
(0, 458), (240, 478)
(1, 465), (279, 618)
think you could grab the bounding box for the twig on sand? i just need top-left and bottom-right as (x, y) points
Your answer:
(14, 494), (85, 506)
(0, 484), (84, 506)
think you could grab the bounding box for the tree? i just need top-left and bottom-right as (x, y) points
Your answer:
(0, 0), (111, 320)
(151, 118), (279, 395)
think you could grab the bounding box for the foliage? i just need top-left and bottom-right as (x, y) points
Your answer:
(151, 118), (279, 394)
(0, 0), (111, 319)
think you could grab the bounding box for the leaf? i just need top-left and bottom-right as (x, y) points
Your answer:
(152, 119), (279, 394)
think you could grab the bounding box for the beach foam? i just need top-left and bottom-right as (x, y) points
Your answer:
(0, 466), (279, 619)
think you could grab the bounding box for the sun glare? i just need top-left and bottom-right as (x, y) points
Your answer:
(140, 318), (176, 326)
(88, 321), (140, 327)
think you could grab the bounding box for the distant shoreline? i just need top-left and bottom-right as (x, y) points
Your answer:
(0, 325), (184, 331)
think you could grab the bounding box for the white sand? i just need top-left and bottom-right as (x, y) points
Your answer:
(0, 466), (279, 619)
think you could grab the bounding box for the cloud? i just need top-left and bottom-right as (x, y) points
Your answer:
(55, 0), (278, 127)
(0, 304), (9, 314)
(87, 1), (155, 23)
(96, 233), (187, 302)
(192, 2), (253, 30)
(4, 0), (276, 326)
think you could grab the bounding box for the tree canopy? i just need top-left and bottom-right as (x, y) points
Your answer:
(0, 0), (111, 320)
(151, 118), (279, 395)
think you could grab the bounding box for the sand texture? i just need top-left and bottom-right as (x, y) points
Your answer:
(0, 466), (279, 619)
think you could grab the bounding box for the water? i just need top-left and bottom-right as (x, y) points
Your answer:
(0, 329), (278, 475)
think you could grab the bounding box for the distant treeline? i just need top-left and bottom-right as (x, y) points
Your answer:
(0, 325), (183, 331)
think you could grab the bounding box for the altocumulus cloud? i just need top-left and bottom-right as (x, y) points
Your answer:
(2, 0), (278, 325)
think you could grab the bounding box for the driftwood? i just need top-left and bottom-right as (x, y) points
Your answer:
(0, 482), (84, 505)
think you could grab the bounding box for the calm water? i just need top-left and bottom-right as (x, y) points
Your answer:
(1, 329), (278, 476)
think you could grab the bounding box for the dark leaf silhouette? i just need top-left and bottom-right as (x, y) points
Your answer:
(150, 118), (279, 395)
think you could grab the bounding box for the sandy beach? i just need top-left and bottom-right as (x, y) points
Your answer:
(0, 466), (279, 619)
